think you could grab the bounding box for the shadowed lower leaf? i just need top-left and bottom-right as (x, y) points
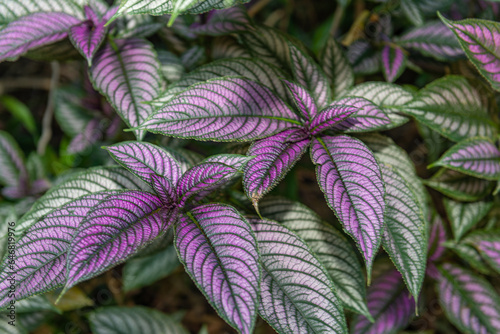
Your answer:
(249, 217), (347, 334)
(0, 193), (116, 307)
(465, 229), (500, 275)
(175, 204), (260, 334)
(258, 198), (371, 319)
(351, 270), (415, 334)
(444, 198), (493, 241)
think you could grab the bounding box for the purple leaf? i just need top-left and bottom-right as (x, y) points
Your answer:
(0, 0), (87, 24)
(240, 25), (290, 69)
(258, 197), (371, 319)
(444, 198), (493, 241)
(465, 230), (500, 275)
(64, 191), (173, 291)
(249, 217), (347, 333)
(438, 263), (500, 333)
(441, 15), (500, 92)
(320, 37), (354, 99)
(175, 204), (259, 334)
(153, 58), (290, 108)
(330, 97), (392, 133)
(150, 174), (177, 206)
(190, 6), (251, 36)
(142, 77), (301, 141)
(243, 129), (310, 208)
(289, 43), (331, 108)
(178, 154), (251, 206)
(0, 12), (80, 62)
(310, 135), (385, 277)
(404, 76), (496, 142)
(105, 141), (183, 186)
(90, 38), (162, 140)
(351, 270), (415, 334)
(381, 45), (406, 83)
(283, 80), (318, 122)
(309, 104), (357, 135)
(17, 166), (147, 233)
(431, 137), (500, 180)
(380, 165), (427, 301)
(424, 168), (495, 202)
(395, 21), (464, 61)
(68, 7), (107, 66)
(0, 192), (115, 307)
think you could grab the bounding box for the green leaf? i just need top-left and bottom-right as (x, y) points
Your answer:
(0, 130), (26, 187)
(0, 96), (37, 138)
(444, 198), (493, 241)
(241, 25), (290, 70)
(89, 306), (188, 334)
(403, 76), (496, 142)
(258, 197), (371, 319)
(445, 241), (493, 275)
(123, 245), (180, 292)
(320, 37), (354, 99)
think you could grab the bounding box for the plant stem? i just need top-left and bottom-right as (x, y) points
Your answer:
(37, 61), (60, 155)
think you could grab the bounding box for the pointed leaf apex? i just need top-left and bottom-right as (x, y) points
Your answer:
(55, 286), (70, 305)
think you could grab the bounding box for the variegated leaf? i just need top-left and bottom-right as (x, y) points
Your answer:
(351, 270), (415, 334)
(403, 76), (496, 142)
(395, 21), (464, 60)
(211, 36), (251, 60)
(289, 43), (331, 108)
(249, 217), (347, 334)
(424, 168), (495, 202)
(311, 135), (385, 277)
(0, 193), (115, 307)
(122, 244), (179, 292)
(175, 204), (259, 334)
(258, 198), (371, 318)
(0, 12), (80, 62)
(444, 198), (493, 241)
(113, 14), (163, 39)
(347, 41), (381, 76)
(111, 0), (250, 20)
(445, 241), (493, 275)
(320, 37), (354, 99)
(153, 58), (290, 107)
(431, 137), (500, 180)
(309, 103), (357, 135)
(17, 166), (147, 235)
(0, 0), (89, 24)
(344, 82), (412, 127)
(0, 131), (27, 188)
(241, 25), (290, 70)
(465, 229), (500, 275)
(283, 80), (318, 122)
(357, 133), (428, 215)
(89, 306), (188, 334)
(380, 165), (427, 300)
(190, 6), (250, 36)
(243, 129), (310, 209)
(330, 97), (392, 133)
(178, 154), (250, 206)
(441, 15), (500, 92)
(64, 191), (174, 292)
(142, 77), (301, 141)
(427, 214), (446, 279)
(438, 263), (500, 333)
(90, 38), (162, 140)
(381, 45), (406, 83)
(105, 141), (183, 186)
